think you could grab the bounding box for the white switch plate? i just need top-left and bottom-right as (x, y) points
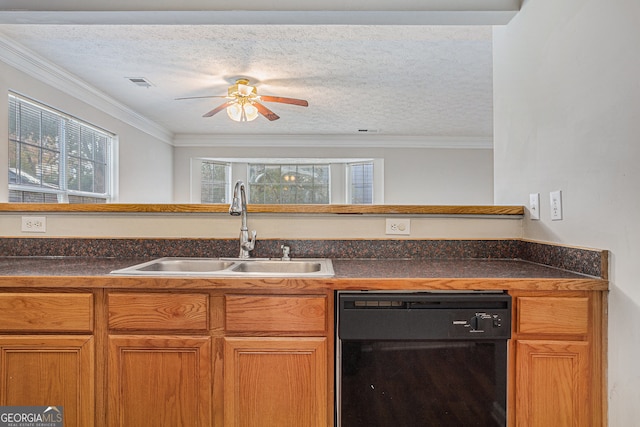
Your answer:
(385, 218), (411, 235)
(21, 216), (47, 232)
(529, 193), (540, 220)
(550, 190), (563, 220)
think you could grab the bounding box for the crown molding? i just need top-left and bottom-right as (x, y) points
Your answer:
(0, 10), (518, 25)
(0, 34), (173, 145)
(0, 0), (520, 25)
(172, 134), (493, 149)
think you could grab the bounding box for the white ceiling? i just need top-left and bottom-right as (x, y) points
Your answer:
(0, 1), (519, 141)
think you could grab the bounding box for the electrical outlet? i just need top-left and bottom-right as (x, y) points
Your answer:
(529, 193), (540, 220)
(21, 216), (47, 233)
(385, 218), (411, 235)
(550, 190), (563, 220)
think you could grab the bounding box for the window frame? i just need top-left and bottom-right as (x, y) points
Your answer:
(8, 93), (114, 203)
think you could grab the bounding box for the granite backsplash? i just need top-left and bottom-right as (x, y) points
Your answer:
(0, 238), (607, 279)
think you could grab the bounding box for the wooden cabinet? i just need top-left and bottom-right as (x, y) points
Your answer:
(0, 285), (605, 427)
(105, 291), (331, 427)
(107, 335), (212, 426)
(106, 292), (212, 427)
(0, 292), (95, 427)
(223, 295), (330, 427)
(511, 291), (605, 427)
(223, 337), (327, 427)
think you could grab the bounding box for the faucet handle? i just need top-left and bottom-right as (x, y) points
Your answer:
(242, 230), (257, 251)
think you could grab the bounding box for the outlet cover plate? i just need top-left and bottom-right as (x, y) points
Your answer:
(21, 216), (47, 233)
(385, 218), (411, 235)
(550, 190), (563, 220)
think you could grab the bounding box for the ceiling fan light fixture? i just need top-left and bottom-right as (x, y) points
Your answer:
(237, 84), (254, 97)
(227, 102), (259, 122)
(229, 79), (256, 98)
(178, 77), (306, 122)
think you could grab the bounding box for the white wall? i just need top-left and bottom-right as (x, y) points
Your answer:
(0, 211), (522, 239)
(173, 144), (494, 205)
(0, 60), (174, 203)
(493, 0), (640, 423)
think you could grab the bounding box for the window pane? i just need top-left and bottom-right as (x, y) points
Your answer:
(80, 160), (94, 192)
(80, 128), (95, 160)
(66, 121), (80, 157)
(94, 162), (106, 194)
(41, 110), (60, 151)
(248, 163), (330, 204)
(41, 149), (60, 189)
(95, 134), (108, 163)
(19, 104), (41, 147)
(350, 162), (374, 204)
(67, 156), (80, 191)
(19, 144), (41, 184)
(248, 164), (264, 183)
(8, 98), (17, 140)
(8, 140), (18, 182)
(264, 165), (281, 183)
(201, 161), (229, 203)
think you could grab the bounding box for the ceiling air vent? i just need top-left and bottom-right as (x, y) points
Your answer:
(127, 77), (153, 88)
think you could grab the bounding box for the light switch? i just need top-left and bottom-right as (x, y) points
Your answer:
(529, 193), (540, 220)
(550, 190), (563, 220)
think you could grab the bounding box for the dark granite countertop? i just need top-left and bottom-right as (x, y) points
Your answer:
(330, 258), (596, 279)
(0, 256), (147, 277)
(0, 256), (607, 290)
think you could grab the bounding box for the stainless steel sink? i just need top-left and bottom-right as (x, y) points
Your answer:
(131, 258), (235, 273)
(231, 260), (323, 274)
(110, 257), (334, 277)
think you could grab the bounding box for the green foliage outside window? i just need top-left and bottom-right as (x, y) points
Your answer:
(248, 164), (330, 204)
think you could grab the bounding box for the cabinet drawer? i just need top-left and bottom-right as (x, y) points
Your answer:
(226, 295), (326, 333)
(517, 296), (589, 335)
(108, 293), (209, 331)
(0, 293), (93, 332)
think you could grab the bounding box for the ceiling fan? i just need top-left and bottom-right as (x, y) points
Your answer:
(176, 78), (308, 122)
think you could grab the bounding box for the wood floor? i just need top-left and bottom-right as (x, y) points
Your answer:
(340, 340), (507, 427)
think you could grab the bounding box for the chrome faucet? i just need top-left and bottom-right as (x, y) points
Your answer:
(229, 180), (256, 258)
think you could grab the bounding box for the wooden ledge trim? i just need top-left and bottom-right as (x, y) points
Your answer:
(0, 203), (524, 216)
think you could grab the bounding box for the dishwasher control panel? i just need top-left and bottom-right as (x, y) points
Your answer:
(450, 311), (509, 338)
(338, 291), (511, 341)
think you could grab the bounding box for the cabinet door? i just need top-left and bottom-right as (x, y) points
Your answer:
(108, 335), (212, 427)
(515, 340), (590, 427)
(0, 335), (94, 427)
(224, 337), (327, 427)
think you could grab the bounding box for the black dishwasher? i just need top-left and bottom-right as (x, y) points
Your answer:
(336, 291), (511, 427)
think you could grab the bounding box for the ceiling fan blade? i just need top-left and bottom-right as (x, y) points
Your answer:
(260, 96), (309, 107)
(254, 102), (280, 121)
(175, 95), (228, 100)
(203, 101), (232, 118)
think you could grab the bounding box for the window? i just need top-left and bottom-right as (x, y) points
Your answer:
(191, 158), (382, 204)
(8, 93), (112, 203)
(348, 162), (374, 204)
(248, 163), (330, 204)
(200, 161), (230, 203)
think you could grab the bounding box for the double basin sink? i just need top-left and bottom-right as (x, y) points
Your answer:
(110, 257), (334, 278)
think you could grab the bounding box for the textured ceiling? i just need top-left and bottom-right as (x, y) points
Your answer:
(0, 24), (493, 138)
